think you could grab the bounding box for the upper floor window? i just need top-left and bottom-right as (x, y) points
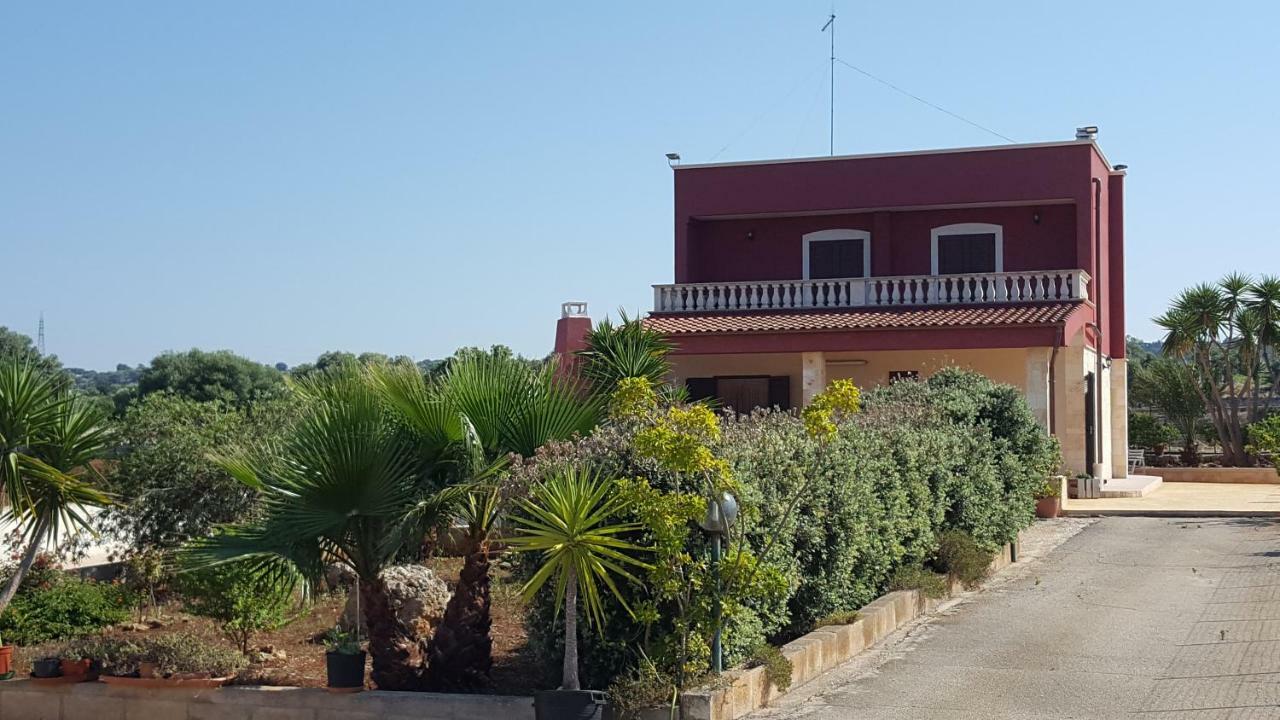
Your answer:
(803, 229), (871, 280)
(931, 223), (1004, 275)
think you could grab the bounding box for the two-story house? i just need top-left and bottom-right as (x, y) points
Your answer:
(555, 131), (1128, 483)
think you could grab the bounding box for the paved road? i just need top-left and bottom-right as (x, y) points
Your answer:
(754, 517), (1280, 719)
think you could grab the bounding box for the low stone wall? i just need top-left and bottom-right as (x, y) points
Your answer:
(3, 534), (1025, 720)
(0, 681), (535, 720)
(672, 533), (1021, 720)
(1146, 467), (1280, 484)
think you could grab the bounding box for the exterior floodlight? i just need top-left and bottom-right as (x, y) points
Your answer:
(699, 492), (738, 535)
(666, 152), (681, 167)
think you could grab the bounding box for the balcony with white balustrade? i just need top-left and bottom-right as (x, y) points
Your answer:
(652, 269), (1090, 314)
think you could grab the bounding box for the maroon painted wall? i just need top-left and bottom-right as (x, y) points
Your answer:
(668, 140), (1125, 358)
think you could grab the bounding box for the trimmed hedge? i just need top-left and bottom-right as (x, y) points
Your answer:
(514, 367), (1059, 688)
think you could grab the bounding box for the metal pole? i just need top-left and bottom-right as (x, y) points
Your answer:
(711, 532), (723, 674)
(822, 13), (835, 156)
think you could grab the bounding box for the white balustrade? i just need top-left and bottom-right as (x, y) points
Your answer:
(653, 269), (1090, 313)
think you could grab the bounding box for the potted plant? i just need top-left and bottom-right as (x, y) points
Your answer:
(0, 632), (12, 679)
(31, 656), (61, 678)
(507, 468), (651, 720)
(1035, 477), (1062, 518)
(322, 626), (366, 692)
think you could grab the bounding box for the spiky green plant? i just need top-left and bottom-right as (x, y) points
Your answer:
(507, 468), (650, 690)
(0, 360), (112, 614)
(576, 312), (675, 397)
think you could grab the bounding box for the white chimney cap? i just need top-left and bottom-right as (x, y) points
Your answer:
(561, 301), (588, 318)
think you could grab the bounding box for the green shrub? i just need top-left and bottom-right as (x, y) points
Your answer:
(1130, 412), (1177, 451)
(58, 632), (245, 677)
(814, 610), (860, 627)
(934, 531), (994, 588)
(889, 565), (949, 599)
(607, 661), (681, 720)
(0, 576), (132, 646)
(744, 643), (792, 692)
(175, 563), (294, 653)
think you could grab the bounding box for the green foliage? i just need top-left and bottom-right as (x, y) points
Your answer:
(0, 576), (132, 645)
(103, 392), (297, 552)
(1129, 412), (1177, 451)
(934, 530), (994, 589)
(137, 349), (283, 407)
(0, 327), (60, 373)
(67, 633), (246, 677)
(176, 563), (294, 653)
(1131, 358), (1205, 452)
(889, 565), (949, 599)
(516, 368), (1055, 690)
(577, 312), (675, 396)
(322, 626), (362, 655)
(813, 610), (861, 626)
(744, 643), (792, 692)
(1248, 415), (1280, 468)
(606, 660), (681, 720)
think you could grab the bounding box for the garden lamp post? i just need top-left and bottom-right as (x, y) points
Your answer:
(699, 491), (738, 674)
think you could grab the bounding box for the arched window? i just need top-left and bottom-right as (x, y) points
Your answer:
(930, 223), (1003, 275)
(802, 229), (871, 280)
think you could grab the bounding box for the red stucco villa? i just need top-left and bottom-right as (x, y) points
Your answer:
(555, 130), (1129, 486)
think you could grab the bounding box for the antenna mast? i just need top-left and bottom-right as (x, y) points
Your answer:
(37, 312), (45, 355)
(821, 13), (835, 155)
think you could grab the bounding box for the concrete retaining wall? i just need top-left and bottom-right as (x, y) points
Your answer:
(675, 533), (1020, 720)
(0, 681), (534, 720)
(1147, 467), (1280, 484)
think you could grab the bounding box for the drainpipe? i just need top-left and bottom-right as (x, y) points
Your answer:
(1049, 324), (1063, 435)
(1091, 178), (1106, 482)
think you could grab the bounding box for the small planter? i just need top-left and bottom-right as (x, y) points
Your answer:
(325, 651), (366, 692)
(1035, 495), (1061, 519)
(0, 645), (12, 679)
(534, 689), (609, 720)
(31, 658), (62, 679)
(60, 658), (92, 679)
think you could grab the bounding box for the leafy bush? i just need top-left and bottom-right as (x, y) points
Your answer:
(1248, 415), (1280, 467)
(59, 633), (245, 677)
(934, 531), (994, 589)
(175, 563), (295, 653)
(889, 566), (949, 599)
(514, 368), (1056, 690)
(607, 661), (681, 720)
(1129, 412), (1177, 451)
(814, 610), (860, 626)
(0, 576), (131, 646)
(744, 643), (792, 692)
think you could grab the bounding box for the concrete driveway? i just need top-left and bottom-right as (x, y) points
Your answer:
(752, 517), (1280, 719)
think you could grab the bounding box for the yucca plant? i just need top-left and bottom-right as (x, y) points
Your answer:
(0, 360), (112, 614)
(507, 468), (650, 690)
(576, 312), (675, 397)
(374, 351), (604, 690)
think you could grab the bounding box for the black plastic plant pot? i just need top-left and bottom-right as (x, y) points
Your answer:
(31, 658), (62, 678)
(534, 690), (609, 720)
(325, 651), (366, 690)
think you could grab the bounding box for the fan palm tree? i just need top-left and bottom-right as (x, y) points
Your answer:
(183, 367), (466, 690)
(506, 468), (650, 690)
(374, 352), (603, 690)
(1247, 275), (1280, 413)
(0, 361), (112, 613)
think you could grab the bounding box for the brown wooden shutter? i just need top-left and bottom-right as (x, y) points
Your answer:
(768, 376), (791, 409)
(686, 377), (718, 403)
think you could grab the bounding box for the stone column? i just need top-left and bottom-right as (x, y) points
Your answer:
(1110, 357), (1129, 478)
(1024, 347), (1052, 432)
(801, 352), (827, 405)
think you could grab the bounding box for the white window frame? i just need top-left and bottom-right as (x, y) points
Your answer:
(802, 229), (872, 280)
(930, 223), (1004, 275)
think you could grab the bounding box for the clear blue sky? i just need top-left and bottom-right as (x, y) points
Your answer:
(4, 1), (1277, 370)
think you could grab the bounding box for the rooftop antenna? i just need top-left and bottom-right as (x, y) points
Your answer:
(37, 312), (45, 355)
(821, 12), (835, 155)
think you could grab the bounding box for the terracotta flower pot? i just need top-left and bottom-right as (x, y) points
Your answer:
(1035, 496), (1061, 519)
(0, 645), (12, 677)
(60, 658), (91, 679)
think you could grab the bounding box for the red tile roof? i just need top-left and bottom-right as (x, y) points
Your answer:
(645, 302), (1082, 335)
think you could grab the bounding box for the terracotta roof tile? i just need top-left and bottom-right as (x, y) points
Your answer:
(644, 302), (1082, 335)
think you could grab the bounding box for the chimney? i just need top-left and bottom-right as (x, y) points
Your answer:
(553, 301), (592, 375)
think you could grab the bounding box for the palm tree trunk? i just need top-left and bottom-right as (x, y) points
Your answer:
(360, 574), (423, 691)
(0, 515), (49, 615)
(562, 565), (580, 691)
(423, 539), (493, 691)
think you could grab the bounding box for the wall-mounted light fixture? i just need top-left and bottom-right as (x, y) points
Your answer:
(745, 231), (754, 242)
(665, 152), (681, 167)
(1033, 210), (1041, 225)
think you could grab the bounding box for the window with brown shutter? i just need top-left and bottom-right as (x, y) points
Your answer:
(937, 233), (996, 274)
(808, 238), (866, 279)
